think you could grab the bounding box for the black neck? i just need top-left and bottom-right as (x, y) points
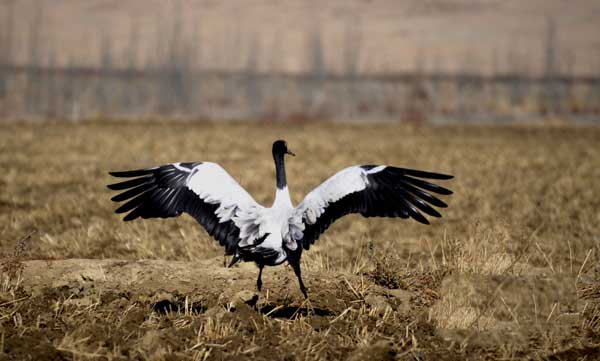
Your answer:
(274, 153), (287, 189)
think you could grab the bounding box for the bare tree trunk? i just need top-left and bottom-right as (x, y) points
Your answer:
(25, 1), (44, 115)
(342, 13), (361, 118)
(304, 17), (326, 118)
(0, 0), (16, 99)
(542, 17), (561, 115)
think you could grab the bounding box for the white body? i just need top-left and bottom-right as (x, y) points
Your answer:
(182, 162), (380, 264)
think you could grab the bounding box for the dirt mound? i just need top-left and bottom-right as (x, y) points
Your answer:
(2, 257), (433, 360)
(2, 256), (599, 360)
(18, 258), (379, 313)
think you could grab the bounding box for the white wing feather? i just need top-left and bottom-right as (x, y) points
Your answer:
(295, 166), (371, 222)
(186, 162), (265, 245)
(288, 166), (376, 244)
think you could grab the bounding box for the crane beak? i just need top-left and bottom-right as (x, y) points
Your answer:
(287, 150), (296, 157)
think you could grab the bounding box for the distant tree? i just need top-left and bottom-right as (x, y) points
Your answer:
(304, 17), (327, 117)
(25, 1), (45, 114)
(306, 21), (325, 78)
(542, 17), (561, 115)
(95, 30), (114, 113)
(157, 0), (194, 113)
(0, 0), (16, 98)
(342, 13), (362, 117)
(544, 17), (558, 77)
(506, 46), (528, 109)
(243, 33), (262, 117)
(126, 17), (140, 71)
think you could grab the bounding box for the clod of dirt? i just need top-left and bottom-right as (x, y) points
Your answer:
(63, 296), (97, 307)
(152, 291), (176, 304)
(348, 340), (396, 361)
(386, 288), (414, 313)
(230, 290), (259, 309)
(364, 294), (392, 315)
(368, 254), (405, 289)
(138, 330), (162, 352)
(204, 305), (228, 319)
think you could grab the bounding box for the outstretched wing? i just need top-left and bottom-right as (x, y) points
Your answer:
(107, 162), (264, 255)
(293, 165), (453, 249)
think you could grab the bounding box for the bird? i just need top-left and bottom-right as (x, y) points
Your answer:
(107, 140), (453, 298)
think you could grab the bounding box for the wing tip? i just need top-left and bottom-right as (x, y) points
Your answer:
(440, 188), (454, 195)
(122, 213), (137, 221)
(393, 167), (454, 181)
(413, 216), (430, 225)
(106, 183), (123, 190)
(109, 168), (156, 178)
(108, 170), (128, 177)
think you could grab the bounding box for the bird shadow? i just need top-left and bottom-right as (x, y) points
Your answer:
(258, 304), (334, 319)
(152, 299), (206, 315)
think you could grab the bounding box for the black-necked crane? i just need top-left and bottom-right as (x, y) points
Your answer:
(108, 140), (453, 297)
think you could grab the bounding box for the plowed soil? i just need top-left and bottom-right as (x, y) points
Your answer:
(1, 122), (600, 360)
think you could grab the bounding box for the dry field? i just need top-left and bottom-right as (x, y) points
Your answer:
(1, 121), (600, 360)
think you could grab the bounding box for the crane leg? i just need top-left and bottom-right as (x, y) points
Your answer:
(256, 264), (265, 291)
(290, 260), (308, 298)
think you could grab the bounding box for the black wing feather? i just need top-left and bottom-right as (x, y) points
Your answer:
(397, 180), (448, 208)
(400, 175), (453, 195)
(111, 182), (157, 202)
(107, 176), (153, 190)
(392, 167), (454, 180)
(301, 165), (453, 249)
(109, 168), (157, 178)
(107, 163), (240, 255)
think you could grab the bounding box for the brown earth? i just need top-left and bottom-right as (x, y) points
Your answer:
(3, 257), (446, 360)
(1, 122), (600, 360)
(3, 255), (600, 360)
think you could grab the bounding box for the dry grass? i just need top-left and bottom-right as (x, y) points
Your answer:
(1, 121), (600, 360)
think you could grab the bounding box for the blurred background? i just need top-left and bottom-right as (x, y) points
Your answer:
(1, 0), (599, 123)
